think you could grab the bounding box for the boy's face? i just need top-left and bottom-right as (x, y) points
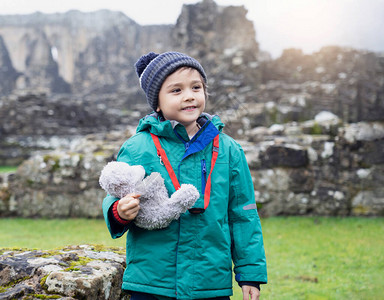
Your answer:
(157, 67), (206, 130)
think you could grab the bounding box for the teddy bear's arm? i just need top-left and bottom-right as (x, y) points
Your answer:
(165, 184), (200, 215)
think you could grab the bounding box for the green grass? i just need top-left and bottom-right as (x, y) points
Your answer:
(0, 218), (125, 249)
(258, 217), (384, 300)
(0, 166), (18, 173)
(0, 217), (383, 300)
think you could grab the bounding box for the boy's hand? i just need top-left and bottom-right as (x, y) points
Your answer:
(117, 193), (141, 221)
(242, 285), (260, 300)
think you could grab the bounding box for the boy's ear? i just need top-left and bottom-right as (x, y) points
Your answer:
(156, 107), (161, 112)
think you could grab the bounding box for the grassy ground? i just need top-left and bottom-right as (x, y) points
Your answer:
(0, 166), (18, 173)
(258, 217), (383, 300)
(0, 217), (382, 299)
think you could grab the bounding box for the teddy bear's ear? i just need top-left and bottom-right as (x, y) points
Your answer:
(99, 161), (146, 198)
(129, 165), (146, 181)
(99, 163), (111, 192)
(99, 161), (121, 193)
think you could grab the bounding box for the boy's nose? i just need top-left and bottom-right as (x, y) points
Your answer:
(183, 89), (195, 101)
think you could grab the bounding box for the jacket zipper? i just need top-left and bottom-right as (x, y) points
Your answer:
(175, 217), (181, 297)
(201, 159), (207, 193)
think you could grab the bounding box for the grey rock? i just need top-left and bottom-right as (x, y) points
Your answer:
(351, 189), (384, 216)
(259, 144), (309, 168)
(0, 245), (128, 300)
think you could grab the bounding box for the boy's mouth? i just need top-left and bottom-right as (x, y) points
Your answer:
(182, 106), (197, 111)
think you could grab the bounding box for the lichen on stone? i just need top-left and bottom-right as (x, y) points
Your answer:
(0, 244), (126, 300)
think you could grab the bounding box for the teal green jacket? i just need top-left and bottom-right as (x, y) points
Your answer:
(102, 113), (267, 299)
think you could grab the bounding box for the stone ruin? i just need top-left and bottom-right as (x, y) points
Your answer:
(0, 0), (260, 97)
(0, 0), (384, 218)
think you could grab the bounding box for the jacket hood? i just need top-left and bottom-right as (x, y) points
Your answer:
(136, 112), (225, 139)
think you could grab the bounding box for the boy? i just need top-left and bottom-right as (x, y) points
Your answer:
(102, 51), (267, 300)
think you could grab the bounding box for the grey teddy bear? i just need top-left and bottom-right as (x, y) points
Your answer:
(99, 161), (200, 230)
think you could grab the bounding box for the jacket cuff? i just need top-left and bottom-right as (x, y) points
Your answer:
(112, 200), (131, 225)
(238, 281), (261, 291)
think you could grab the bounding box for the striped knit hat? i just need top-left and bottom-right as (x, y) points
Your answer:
(134, 51), (207, 111)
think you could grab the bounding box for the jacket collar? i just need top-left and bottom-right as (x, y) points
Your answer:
(136, 112), (224, 141)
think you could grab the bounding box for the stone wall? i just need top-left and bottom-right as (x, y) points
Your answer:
(1, 113), (383, 218)
(0, 245), (127, 300)
(0, 91), (143, 165)
(0, 36), (19, 95)
(0, 131), (128, 218)
(242, 114), (384, 217)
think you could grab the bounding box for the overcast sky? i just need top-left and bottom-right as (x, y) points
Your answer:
(1, 0), (383, 58)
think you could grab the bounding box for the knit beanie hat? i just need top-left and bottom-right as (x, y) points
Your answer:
(134, 51), (207, 111)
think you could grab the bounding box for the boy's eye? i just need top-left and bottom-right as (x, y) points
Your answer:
(193, 85), (202, 90)
(171, 88), (181, 93)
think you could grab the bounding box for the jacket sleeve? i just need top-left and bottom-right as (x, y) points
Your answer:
(228, 145), (267, 284)
(102, 140), (135, 239)
(102, 194), (131, 239)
